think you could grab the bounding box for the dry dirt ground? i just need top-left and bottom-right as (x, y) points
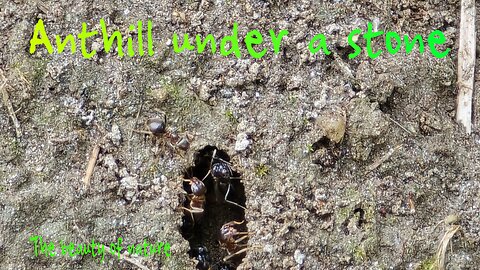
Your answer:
(1, 0), (480, 269)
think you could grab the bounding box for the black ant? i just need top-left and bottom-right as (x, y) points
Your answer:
(202, 149), (245, 210)
(218, 220), (254, 262)
(189, 245), (235, 270)
(189, 246), (211, 270)
(181, 176), (206, 225)
(132, 113), (191, 151)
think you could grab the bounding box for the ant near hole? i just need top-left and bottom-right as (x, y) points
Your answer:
(219, 220), (257, 262)
(202, 149), (246, 211)
(132, 112), (192, 153)
(181, 176), (206, 226)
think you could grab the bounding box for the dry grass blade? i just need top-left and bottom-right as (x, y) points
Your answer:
(0, 75), (22, 138)
(456, 0), (476, 134)
(365, 144), (402, 174)
(435, 224), (461, 270)
(386, 115), (414, 135)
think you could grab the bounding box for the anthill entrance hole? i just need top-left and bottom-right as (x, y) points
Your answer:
(180, 145), (247, 270)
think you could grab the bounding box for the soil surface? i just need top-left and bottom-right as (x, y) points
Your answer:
(1, 0), (480, 269)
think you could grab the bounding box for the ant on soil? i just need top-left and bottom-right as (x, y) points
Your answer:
(219, 220), (255, 262)
(202, 149), (246, 211)
(132, 112), (192, 152)
(181, 176), (206, 225)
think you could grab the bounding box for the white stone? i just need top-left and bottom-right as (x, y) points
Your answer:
(263, 244), (274, 253)
(235, 133), (250, 151)
(294, 249), (305, 265)
(118, 176), (138, 201)
(109, 124), (122, 146)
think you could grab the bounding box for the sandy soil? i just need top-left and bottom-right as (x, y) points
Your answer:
(1, 0), (479, 269)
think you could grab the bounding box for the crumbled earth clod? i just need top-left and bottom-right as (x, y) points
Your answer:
(347, 97), (389, 161)
(118, 176), (138, 201)
(315, 106), (346, 144)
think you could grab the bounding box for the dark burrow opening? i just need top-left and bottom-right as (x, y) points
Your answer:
(310, 136), (347, 169)
(353, 207), (366, 228)
(180, 146), (248, 270)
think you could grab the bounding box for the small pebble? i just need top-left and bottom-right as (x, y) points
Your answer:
(109, 124), (122, 146)
(103, 154), (118, 173)
(264, 244), (274, 253)
(235, 132), (251, 151)
(294, 249), (305, 265)
(118, 176), (138, 201)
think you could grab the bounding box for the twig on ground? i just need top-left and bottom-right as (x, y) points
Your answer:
(83, 145), (100, 189)
(456, 0), (476, 134)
